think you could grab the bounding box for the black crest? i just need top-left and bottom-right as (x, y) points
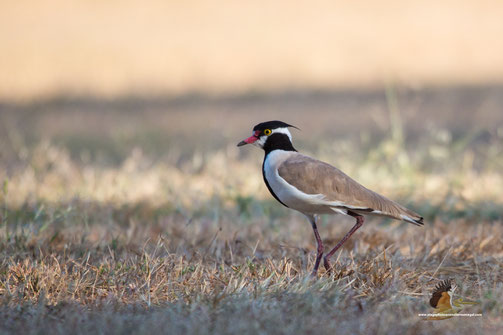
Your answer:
(253, 120), (299, 132)
(429, 279), (452, 308)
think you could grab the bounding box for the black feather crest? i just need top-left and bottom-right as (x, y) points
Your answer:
(429, 279), (452, 308)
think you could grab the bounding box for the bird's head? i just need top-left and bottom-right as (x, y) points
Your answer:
(237, 120), (299, 151)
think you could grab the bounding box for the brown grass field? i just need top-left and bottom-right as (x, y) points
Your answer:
(1, 1), (503, 332)
(0, 86), (502, 334)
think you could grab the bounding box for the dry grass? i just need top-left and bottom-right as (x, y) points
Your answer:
(1, 89), (503, 333)
(0, 213), (502, 334)
(1, 198), (503, 334)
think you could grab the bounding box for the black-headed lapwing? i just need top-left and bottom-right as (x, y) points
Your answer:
(237, 120), (423, 276)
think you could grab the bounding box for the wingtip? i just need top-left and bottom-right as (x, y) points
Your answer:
(401, 214), (424, 226)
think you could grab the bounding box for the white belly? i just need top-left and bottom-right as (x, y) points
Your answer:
(264, 150), (344, 215)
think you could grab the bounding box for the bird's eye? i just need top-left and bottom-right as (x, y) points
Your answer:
(264, 129), (272, 136)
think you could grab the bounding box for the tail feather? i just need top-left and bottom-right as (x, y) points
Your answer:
(355, 196), (424, 226)
(393, 202), (424, 226)
(381, 196), (424, 226)
(400, 212), (424, 226)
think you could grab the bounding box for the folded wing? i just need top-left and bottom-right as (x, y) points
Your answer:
(278, 154), (424, 225)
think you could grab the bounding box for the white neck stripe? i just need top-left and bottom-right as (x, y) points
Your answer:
(272, 127), (292, 142)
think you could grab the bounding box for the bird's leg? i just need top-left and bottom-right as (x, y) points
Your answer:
(323, 212), (364, 273)
(308, 215), (324, 277)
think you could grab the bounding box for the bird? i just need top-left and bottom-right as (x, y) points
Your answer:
(426, 279), (479, 320)
(237, 120), (424, 276)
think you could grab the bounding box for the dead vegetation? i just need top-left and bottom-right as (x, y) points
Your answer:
(0, 90), (502, 334)
(0, 207), (501, 334)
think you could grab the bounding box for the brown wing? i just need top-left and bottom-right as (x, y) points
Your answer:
(429, 279), (452, 308)
(278, 154), (423, 225)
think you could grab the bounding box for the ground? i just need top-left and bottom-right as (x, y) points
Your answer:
(0, 86), (502, 334)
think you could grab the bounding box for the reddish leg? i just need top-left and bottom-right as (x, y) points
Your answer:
(324, 212), (364, 273)
(307, 215), (324, 276)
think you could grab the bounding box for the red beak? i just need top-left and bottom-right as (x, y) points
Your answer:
(237, 131), (260, 146)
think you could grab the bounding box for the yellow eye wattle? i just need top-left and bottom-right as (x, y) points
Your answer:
(264, 129), (272, 136)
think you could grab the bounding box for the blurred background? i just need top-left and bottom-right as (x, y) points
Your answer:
(1, 3), (502, 330)
(2, 0), (503, 98)
(1, 0), (502, 224)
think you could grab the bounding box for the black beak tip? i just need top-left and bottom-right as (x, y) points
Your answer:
(237, 140), (247, 147)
